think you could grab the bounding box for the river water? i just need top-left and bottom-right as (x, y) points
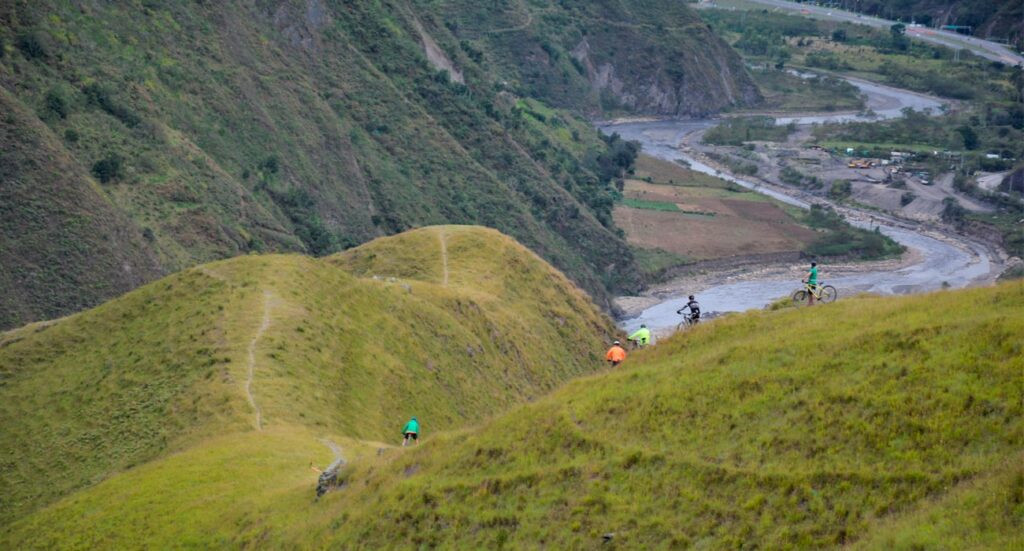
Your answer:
(599, 78), (998, 335)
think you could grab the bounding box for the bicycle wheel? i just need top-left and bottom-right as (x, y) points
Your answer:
(819, 285), (837, 303)
(792, 289), (807, 304)
(676, 319), (690, 332)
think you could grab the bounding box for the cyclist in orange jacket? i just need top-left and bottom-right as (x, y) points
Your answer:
(605, 340), (626, 367)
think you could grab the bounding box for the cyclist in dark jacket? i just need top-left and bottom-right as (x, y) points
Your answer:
(677, 295), (700, 323)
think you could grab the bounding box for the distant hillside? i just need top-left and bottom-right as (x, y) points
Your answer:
(426, 0), (762, 116)
(841, 0), (1023, 49)
(0, 226), (619, 530)
(0, 0), (758, 329)
(2, 265), (1020, 547)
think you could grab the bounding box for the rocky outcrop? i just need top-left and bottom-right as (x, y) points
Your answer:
(412, 19), (465, 84)
(438, 0), (761, 117)
(570, 30), (761, 117)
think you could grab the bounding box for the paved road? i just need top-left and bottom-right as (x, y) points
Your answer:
(698, 0), (1023, 66)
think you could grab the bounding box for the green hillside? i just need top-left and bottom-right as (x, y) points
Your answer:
(2, 249), (1020, 548)
(0, 226), (619, 533)
(317, 282), (1024, 549)
(0, 0), (758, 328)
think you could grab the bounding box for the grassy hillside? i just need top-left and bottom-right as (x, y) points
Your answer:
(3, 274), (1020, 547)
(0, 0), (758, 328)
(309, 282), (1021, 548)
(0, 86), (164, 328)
(0, 226), (619, 532)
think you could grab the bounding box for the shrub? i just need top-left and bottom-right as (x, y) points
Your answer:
(44, 89), (69, 119)
(941, 197), (966, 225)
(900, 191), (917, 206)
(828, 180), (852, 200)
(63, 129), (79, 143)
(260, 156), (280, 174)
(83, 83), (140, 127)
(16, 32), (47, 59)
(91, 155), (124, 183)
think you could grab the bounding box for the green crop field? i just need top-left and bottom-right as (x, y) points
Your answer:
(622, 198), (681, 212)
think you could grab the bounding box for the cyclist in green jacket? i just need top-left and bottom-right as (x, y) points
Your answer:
(402, 416), (419, 446)
(628, 324), (651, 347)
(805, 261), (819, 305)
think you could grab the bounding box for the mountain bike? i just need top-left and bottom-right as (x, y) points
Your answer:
(792, 281), (837, 304)
(675, 314), (699, 332)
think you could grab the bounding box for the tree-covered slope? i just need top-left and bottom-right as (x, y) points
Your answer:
(0, 226), (619, 530)
(0, 0), (757, 329)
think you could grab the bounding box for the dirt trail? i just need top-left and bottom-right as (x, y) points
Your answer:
(479, 5), (533, 34)
(315, 439), (346, 497)
(245, 290), (272, 431)
(440, 230), (449, 286)
(320, 439), (345, 471)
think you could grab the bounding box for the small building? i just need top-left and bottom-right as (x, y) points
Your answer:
(889, 152), (912, 165)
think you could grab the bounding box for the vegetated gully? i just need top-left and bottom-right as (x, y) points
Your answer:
(600, 75), (1004, 336)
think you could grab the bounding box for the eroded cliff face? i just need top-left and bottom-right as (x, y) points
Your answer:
(426, 0), (761, 117)
(571, 31), (761, 117)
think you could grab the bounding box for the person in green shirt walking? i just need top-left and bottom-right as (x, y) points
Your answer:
(804, 261), (819, 305)
(402, 416), (419, 446)
(628, 324), (651, 348)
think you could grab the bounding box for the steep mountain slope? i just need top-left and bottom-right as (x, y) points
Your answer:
(421, 0), (762, 116)
(0, 87), (164, 328)
(3, 273), (1020, 548)
(0, 0), (757, 329)
(0, 226), (619, 531)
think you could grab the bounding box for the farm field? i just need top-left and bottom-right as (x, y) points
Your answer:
(615, 156), (818, 261)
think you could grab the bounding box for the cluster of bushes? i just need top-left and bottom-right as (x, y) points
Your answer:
(803, 205), (905, 259)
(780, 166), (823, 189)
(705, 151), (758, 176)
(804, 51), (852, 71)
(703, 117), (796, 145)
(828, 179), (852, 200)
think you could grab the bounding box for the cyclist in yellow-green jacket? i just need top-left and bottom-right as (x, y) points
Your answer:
(628, 324), (651, 348)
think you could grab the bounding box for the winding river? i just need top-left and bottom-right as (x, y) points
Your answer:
(599, 76), (1001, 336)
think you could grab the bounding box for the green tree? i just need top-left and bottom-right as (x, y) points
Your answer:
(957, 125), (979, 150)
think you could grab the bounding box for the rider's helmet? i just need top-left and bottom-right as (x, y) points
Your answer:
(811, 261), (817, 267)
(613, 340), (620, 345)
(640, 324), (647, 328)
(688, 295), (695, 300)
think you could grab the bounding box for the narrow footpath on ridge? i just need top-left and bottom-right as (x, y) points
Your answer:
(245, 290), (272, 431)
(440, 230), (450, 287)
